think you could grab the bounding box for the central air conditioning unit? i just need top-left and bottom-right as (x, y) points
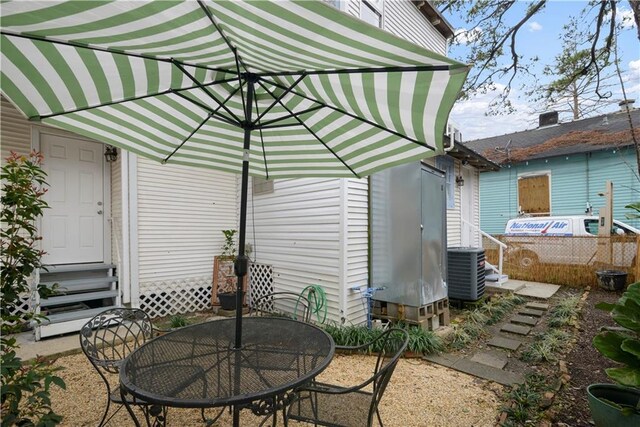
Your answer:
(447, 247), (485, 301)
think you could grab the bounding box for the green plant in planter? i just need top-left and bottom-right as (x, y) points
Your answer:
(220, 229), (237, 260)
(589, 281), (640, 421)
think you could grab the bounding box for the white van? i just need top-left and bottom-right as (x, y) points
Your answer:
(504, 216), (638, 268)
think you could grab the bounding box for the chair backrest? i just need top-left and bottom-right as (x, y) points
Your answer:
(79, 308), (155, 374)
(249, 292), (312, 322)
(358, 328), (409, 425)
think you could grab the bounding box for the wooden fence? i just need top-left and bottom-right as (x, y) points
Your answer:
(483, 234), (638, 288)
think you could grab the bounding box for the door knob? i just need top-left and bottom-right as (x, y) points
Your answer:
(97, 201), (103, 206)
(97, 210), (103, 215)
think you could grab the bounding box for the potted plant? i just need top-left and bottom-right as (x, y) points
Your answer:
(588, 282), (640, 426)
(213, 230), (248, 311)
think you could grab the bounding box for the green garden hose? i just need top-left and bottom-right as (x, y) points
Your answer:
(301, 285), (328, 324)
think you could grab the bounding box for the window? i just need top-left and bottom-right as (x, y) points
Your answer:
(252, 176), (274, 195)
(436, 156), (454, 209)
(517, 174), (550, 216)
(360, 0), (383, 28)
(584, 219), (599, 235)
(324, 0), (345, 11)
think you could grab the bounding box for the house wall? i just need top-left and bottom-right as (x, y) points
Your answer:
(479, 147), (640, 234)
(1, 96), (31, 159)
(135, 158), (238, 316)
(343, 1), (447, 54)
(246, 178), (344, 321)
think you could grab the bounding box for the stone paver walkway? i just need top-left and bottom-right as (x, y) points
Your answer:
(426, 283), (556, 387)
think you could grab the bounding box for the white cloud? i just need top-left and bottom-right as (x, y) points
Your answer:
(527, 21), (542, 32)
(605, 7), (636, 28)
(453, 27), (482, 45)
(449, 87), (536, 141)
(630, 59), (640, 73)
(619, 8), (636, 28)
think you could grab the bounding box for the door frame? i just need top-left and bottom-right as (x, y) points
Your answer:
(32, 125), (112, 265)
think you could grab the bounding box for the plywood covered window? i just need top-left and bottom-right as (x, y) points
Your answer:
(518, 174), (550, 216)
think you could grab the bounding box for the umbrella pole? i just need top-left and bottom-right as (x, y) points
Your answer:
(234, 77), (255, 350)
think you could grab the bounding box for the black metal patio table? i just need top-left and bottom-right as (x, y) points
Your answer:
(119, 317), (334, 426)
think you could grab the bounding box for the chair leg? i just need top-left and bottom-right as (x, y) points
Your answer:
(201, 407), (225, 425)
(97, 396), (111, 427)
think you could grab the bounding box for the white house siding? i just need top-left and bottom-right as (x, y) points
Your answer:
(345, 178), (369, 324)
(246, 178), (343, 322)
(383, 1), (447, 54)
(1, 97), (31, 160)
(135, 158), (237, 316)
(343, 1), (447, 54)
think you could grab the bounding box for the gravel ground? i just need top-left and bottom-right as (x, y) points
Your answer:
(49, 352), (502, 426)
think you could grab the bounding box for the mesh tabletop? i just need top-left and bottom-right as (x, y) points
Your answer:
(119, 317), (334, 408)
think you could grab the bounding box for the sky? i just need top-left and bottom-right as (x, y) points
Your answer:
(443, 1), (640, 141)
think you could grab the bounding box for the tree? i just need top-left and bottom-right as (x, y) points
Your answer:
(437, 0), (640, 173)
(529, 42), (619, 120)
(437, 0), (638, 113)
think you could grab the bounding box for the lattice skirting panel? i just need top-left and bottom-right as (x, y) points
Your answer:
(140, 264), (274, 318)
(248, 263), (274, 306)
(140, 277), (212, 318)
(7, 294), (34, 328)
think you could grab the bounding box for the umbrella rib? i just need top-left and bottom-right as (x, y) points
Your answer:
(32, 78), (238, 121)
(173, 60), (242, 125)
(253, 74), (307, 125)
(257, 105), (325, 128)
(262, 79), (436, 151)
(257, 80), (360, 179)
(1, 30), (233, 74)
(255, 64), (458, 77)
(162, 112), (213, 164)
(174, 91), (240, 128)
(197, 0), (249, 74)
(251, 91), (270, 180)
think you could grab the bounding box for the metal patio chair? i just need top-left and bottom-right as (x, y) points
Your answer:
(286, 328), (409, 427)
(79, 307), (167, 426)
(249, 292), (312, 323)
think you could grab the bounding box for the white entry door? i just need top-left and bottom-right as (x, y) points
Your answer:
(41, 133), (105, 264)
(460, 166), (476, 247)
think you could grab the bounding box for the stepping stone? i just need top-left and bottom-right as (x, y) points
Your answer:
(526, 302), (549, 311)
(422, 353), (460, 367)
(511, 314), (538, 326)
(450, 359), (524, 386)
(470, 352), (507, 370)
(501, 323), (531, 335)
(487, 336), (523, 351)
(519, 308), (544, 317)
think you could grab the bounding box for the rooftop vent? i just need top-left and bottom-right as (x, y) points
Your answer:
(539, 111), (559, 128)
(619, 99), (635, 112)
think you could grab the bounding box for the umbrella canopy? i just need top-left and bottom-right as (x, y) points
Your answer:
(1, 0), (468, 348)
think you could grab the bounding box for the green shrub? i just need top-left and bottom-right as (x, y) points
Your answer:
(1, 151), (65, 425)
(169, 315), (190, 328)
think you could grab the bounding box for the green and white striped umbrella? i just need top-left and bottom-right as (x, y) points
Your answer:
(1, 0), (467, 178)
(1, 0), (468, 350)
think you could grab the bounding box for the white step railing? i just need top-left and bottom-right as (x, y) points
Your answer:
(461, 218), (508, 285)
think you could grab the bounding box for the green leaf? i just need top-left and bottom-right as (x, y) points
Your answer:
(620, 338), (640, 360)
(595, 302), (616, 312)
(605, 367), (640, 387)
(613, 299), (640, 333)
(593, 332), (638, 365)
